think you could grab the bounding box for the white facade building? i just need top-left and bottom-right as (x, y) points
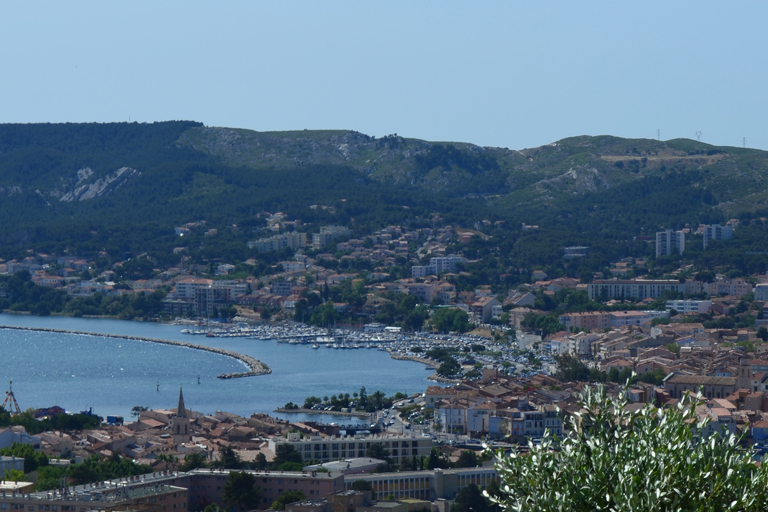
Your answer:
(412, 255), (465, 278)
(666, 300), (712, 314)
(702, 224), (733, 249)
(656, 229), (685, 258)
(268, 432), (432, 465)
(588, 279), (686, 300)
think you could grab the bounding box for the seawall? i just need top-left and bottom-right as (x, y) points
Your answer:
(0, 325), (271, 379)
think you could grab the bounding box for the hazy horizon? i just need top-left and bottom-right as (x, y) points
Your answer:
(1, 2), (766, 150)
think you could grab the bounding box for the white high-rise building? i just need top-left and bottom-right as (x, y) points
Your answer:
(702, 224), (733, 249)
(656, 229), (685, 258)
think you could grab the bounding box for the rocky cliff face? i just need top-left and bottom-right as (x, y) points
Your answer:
(60, 167), (140, 202)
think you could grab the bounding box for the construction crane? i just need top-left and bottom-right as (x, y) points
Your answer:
(2, 380), (21, 415)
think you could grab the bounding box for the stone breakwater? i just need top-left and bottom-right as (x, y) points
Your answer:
(388, 352), (440, 369)
(0, 325), (271, 379)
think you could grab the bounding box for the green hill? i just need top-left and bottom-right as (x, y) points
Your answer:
(1, 121), (767, 272)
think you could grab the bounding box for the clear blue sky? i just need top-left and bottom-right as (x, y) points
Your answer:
(1, 2), (766, 150)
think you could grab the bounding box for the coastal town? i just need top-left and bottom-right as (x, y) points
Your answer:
(3, 217), (768, 509)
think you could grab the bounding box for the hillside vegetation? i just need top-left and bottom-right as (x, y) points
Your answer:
(1, 121), (767, 274)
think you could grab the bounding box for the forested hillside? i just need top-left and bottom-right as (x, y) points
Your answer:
(1, 122), (767, 276)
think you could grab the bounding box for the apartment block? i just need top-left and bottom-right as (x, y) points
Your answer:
(666, 300), (712, 314)
(312, 226), (352, 250)
(268, 433), (432, 466)
(702, 224), (733, 249)
(344, 467), (499, 502)
(411, 256), (465, 278)
(248, 232), (307, 252)
(656, 229), (685, 258)
(587, 279), (686, 300)
(558, 311), (610, 331)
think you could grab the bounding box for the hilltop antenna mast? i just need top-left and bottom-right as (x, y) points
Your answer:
(743, 137), (746, 148)
(2, 381), (21, 415)
(657, 129), (660, 141)
(696, 131), (702, 142)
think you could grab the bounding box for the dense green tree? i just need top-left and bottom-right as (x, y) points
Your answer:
(365, 443), (391, 462)
(273, 444), (303, 467)
(270, 490), (306, 510)
(491, 384), (768, 511)
(452, 484), (493, 512)
(437, 357), (461, 377)
(555, 354), (590, 382)
(213, 445), (241, 469)
(351, 480), (373, 492)
(222, 471), (262, 512)
(180, 452), (208, 472)
(454, 450), (480, 468)
(252, 452), (268, 470)
(0, 443), (48, 472)
(430, 308), (470, 333)
(427, 448), (451, 470)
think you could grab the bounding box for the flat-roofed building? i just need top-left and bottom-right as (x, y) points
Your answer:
(588, 279), (686, 300)
(702, 224), (733, 249)
(344, 467), (498, 502)
(666, 300), (712, 314)
(558, 311), (609, 331)
(656, 229), (685, 258)
(608, 311), (652, 327)
(268, 433), (432, 466)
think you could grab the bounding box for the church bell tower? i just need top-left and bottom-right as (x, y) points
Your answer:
(171, 387), (191, 445)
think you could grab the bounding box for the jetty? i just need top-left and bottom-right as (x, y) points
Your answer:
(0, 325), (270, 379)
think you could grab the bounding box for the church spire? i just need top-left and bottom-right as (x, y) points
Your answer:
(178, 387), (187, 418)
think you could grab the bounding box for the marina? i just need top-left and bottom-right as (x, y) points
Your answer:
(178, 322), (496, 365)
(0, 314), (435, 421)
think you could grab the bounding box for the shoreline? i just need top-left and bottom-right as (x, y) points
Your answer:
(273, 407), (372, 418)
(388, 352), (460, 383)
(0, 325), (271, 379)
(388, 352), (440, 369)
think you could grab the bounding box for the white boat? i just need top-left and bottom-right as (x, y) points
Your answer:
(312, 343), (319, 349)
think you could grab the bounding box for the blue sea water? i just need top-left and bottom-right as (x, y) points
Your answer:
(0, 314), (433, 422)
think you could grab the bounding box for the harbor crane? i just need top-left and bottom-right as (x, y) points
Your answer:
(2, 380), (21, 415)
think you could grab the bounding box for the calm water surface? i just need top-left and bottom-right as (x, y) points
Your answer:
(0, 314), (433, 422)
